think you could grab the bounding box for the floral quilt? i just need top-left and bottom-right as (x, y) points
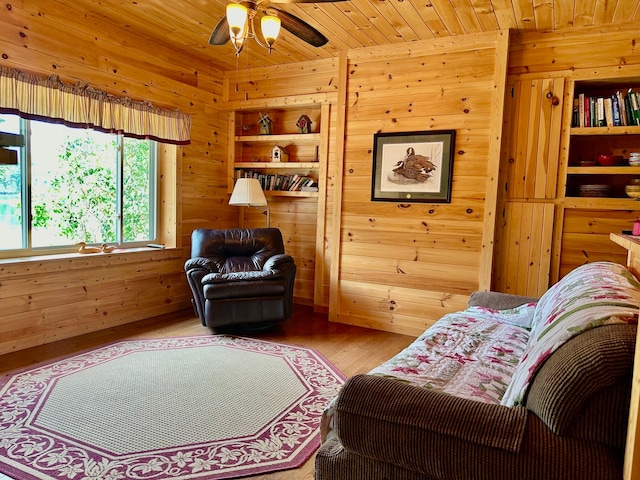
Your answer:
(501, 261), (640, 407)
(320, 304), (534, 442)
(368, 303), (535, 404)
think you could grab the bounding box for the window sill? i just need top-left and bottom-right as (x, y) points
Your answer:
(0, 246), (182, 266)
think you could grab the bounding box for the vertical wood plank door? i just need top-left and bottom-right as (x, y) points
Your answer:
(494, 202), (555, 297)
(493, 77), (564, 296)
(503, 77), (565, 200)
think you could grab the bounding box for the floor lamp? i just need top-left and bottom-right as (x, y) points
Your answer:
(229, 178), (270, 227)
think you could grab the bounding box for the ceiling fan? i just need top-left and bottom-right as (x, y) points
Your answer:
(209, 0), (346, 53)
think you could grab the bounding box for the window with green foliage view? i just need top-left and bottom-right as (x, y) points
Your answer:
(0, 113), (157, 254)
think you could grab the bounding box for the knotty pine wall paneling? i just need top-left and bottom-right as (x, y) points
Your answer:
(0, 0), (232, 354)
(333, 31), (508, 336)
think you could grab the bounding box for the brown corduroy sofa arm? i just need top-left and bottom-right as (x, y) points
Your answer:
(467, 291), (538, 309)
(335, 374), (527, 455)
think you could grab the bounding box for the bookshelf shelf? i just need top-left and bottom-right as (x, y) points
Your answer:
(265, 190), (318, 198)
(235, 133), (321, 144)
(570, 126), (640, 136)
(235, 162), (319, 169)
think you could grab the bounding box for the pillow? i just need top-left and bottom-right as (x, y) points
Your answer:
(501, 261), (640, 407)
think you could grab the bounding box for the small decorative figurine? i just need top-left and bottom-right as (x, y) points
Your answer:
(238, 124), (255, 134)
(257, 112), (273, 135)
(271, 145), (289, 163)
(76, 241), (101, 254)
(296, 114), (312, 134)
(101, 243), (116, 253)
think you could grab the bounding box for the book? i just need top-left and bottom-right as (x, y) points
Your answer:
(584, 95), (591, 127)
(604, 97), (613, 127)
(596, 97), (606, 127)
(578, 93), (585, 127)
(572, 98), (580, 127)
(611, 94), (621, 126)
(616, 91), (627, 126)
(631, 89), (640, 125)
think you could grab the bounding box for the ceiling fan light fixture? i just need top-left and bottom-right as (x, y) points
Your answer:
(226, 3), (248, 38)
(261, 14), (281, 51)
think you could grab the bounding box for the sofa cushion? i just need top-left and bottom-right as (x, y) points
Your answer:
(501, 261), (640, 407)
(368, 303), (534, 404)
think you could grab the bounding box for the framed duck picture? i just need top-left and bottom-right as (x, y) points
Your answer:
(371, 130), (456, 203)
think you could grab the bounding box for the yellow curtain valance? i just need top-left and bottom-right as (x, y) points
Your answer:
(0, 67), (191, 145)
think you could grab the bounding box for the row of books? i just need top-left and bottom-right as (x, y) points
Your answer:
(236, 170), (318, 192)
(572, 89), (640, 128)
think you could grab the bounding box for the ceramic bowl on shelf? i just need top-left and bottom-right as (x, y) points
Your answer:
(629, 152), (640, 166)
(625, 185), (640, 198)
(597, 154), (624, 166)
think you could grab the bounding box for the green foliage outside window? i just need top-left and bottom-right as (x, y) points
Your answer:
(0, 114), (155, 251)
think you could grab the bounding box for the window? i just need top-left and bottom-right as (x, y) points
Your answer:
(0, 114), (157, 256)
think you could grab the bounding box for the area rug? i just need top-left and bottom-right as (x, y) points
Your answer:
(0, 335), (345, 480)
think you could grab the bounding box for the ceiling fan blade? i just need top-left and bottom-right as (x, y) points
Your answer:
(209, 16), (230, 45)
(273, 8), (328, 47)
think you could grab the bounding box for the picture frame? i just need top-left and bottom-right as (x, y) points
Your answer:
(371, 130), (456, 203)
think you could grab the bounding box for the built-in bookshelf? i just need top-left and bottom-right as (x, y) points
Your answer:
(227, 106), (324, 198)
(563, 78), (640, 205)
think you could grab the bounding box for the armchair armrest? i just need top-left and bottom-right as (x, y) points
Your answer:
(263, 253), (296, 271)
(184, 257), (219, 273)
(467, 291), (538, 310)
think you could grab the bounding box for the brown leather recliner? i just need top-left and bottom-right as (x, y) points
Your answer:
(184, 228), (296, 329)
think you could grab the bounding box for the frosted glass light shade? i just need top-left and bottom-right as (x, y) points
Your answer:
(226, 3), (248, 38)
(261, 15), (281, 47)
(229, 178), (268, 206)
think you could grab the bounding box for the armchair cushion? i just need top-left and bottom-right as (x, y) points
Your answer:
(202, 270), (283, 284)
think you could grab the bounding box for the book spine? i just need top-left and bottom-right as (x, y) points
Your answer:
(631, 90), (640, 125)
(604, 97), (613, 127)
(578, 93), (585, 127)
(612, 94), (621, 126)
(584, 96), (591, 127)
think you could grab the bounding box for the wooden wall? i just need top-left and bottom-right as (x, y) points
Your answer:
(332, 32), (508, 336)
(0, 0), (230, 354)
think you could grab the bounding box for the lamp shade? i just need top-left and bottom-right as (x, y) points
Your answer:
(229, 178), (268, 206)
(226, 3), (248, 38)
(261, 15), (281, 47)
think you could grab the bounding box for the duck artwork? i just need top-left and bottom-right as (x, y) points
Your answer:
(392, 147), (437, 183)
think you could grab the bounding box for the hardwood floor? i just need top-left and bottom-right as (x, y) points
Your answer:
(0, 304), (414, 480)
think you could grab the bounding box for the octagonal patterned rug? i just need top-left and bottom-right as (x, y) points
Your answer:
(0, 335), (345, 480)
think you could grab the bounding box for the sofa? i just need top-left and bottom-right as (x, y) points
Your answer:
(184, 228), (296, 329)
(315, 261), (640, 480)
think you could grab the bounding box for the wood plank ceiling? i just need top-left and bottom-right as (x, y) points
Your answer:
(49, 0), (640, 72)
